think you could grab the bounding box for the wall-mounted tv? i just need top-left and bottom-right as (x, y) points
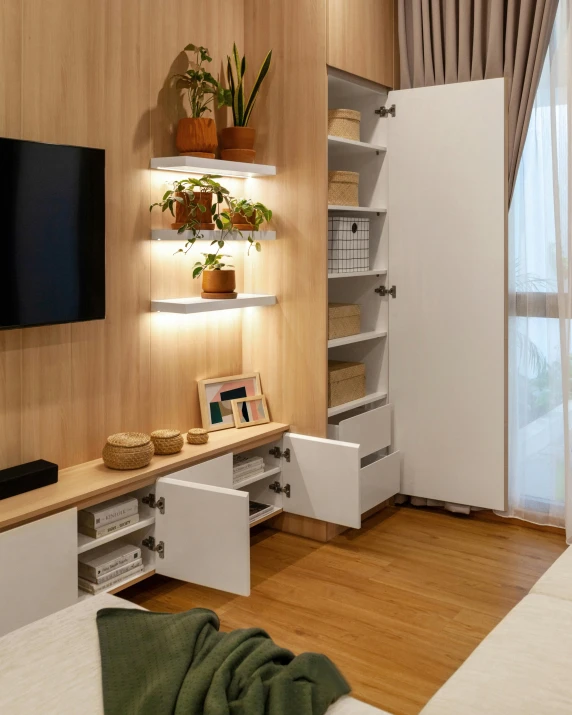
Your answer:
(0, 138), (105, 330)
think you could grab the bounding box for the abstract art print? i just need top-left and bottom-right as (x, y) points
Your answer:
(231, 395), (270, 429)
(198, 373), (262, 431)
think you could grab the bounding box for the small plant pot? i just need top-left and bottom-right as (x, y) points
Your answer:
(176, 117), (218, 158)
(201, 269), (237, 299)
(220, 127), (256, 163)
(172, 191), (215, 230)
(231, 211), (257, 231)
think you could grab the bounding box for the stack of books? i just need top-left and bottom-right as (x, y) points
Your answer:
(78, 495), (139, 540)
(78, 541), (144, 595)
(233, 455), (266, 485)
(249, 500), (276, 524)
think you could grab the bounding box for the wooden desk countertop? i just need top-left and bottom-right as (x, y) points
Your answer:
(0, 422), (289, 532)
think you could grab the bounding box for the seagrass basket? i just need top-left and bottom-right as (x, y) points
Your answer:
(187, 428), (209, 445)
(102, 432), (154, 470)
(151, 429), (184, 455)
(328, 109), (361, 141)
(328, 303), (361, 340)
(328, 171), (359, 207)
(328, 360), (366, 408)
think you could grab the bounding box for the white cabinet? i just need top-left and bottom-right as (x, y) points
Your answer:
(0, 509), (77, 637)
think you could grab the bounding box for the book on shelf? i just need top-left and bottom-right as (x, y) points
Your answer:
(78, 562), (145, 595)
(78, 542), (142, 580)
(78, 495), (138, 529)
(78, 513), (140, 539)
(249, 500), (275, 522)
(233, 455), (264, 471)
(81, 558), (143, 586)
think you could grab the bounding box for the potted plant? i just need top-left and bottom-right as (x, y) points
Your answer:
(193, 250), (237, 299)
(220, 44), (272, 163)
(228, 198), (272, 254)
(172, 44), (228, 157)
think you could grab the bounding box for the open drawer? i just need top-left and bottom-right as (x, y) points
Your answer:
(360, 451), (401, 514)
(328, 404), (392, 458)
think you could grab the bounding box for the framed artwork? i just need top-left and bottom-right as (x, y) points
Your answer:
(198, 373), (262, 431)
(231, 395), (270, 429)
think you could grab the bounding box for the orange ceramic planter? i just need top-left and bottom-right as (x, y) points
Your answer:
(219, 127), (256, 163)
(176, 118), (218, 158)
(171, 191), (214, 230)
(201, 269), (237, 299)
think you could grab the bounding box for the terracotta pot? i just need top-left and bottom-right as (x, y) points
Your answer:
(231, 211), (257, 231)
(201, 269), (237, 300)
(176, 117), (218, 158)
(219, 126), (256, 163)
(172, 191), (214, 230)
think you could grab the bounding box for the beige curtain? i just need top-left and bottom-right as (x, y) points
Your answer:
(397, 0), (559, 200)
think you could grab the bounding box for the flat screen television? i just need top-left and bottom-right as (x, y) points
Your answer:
(0, 138), (105, 330)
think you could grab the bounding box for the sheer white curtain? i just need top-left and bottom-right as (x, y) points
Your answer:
(507, 1), (572, 540)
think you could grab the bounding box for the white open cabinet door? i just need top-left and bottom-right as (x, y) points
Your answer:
(282, 433), (361, 528)
(387, 78), (506, 510)
(154, 477), (250, 596)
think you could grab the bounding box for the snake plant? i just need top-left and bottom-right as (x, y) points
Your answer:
(226, 44), (272, 127)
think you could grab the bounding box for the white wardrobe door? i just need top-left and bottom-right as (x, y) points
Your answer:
(388, 78), (506, 510)
(0, 509), (78, 637)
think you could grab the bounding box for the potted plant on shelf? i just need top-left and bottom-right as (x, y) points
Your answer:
(228, 198), (272, 254)
(220, 44), (272, 163)
(172, 44), (228, 158)
(193, 250), (237, 299)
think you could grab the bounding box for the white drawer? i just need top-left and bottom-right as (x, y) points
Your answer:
(360, 451), (400, 514)
(167, 453), (233, 489)
(328, 404), (392, 458)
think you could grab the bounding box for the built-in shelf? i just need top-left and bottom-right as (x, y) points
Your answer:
(151, 294), (277, 314)
(328, 330), (387, 349)
(152, 229), (276, 242)
(328, 391), (388, 417)
(328, 205), (387, 215)
(150, 156), (276, 178)
(250, 505), (283, 528)
(78, 565), (156, 601)
(328, 135), (386, 156)
(328, 269), (387, 279)
(234, 467), (281, 489)
(77, 516), (156, 554)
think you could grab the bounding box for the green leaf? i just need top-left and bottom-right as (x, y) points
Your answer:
(218, 240), (224, 248)
(215, 219), (223, 229)
(243, 49), (272, 126)
(192, 266), (203, 279)
(255, 242), (261, 252)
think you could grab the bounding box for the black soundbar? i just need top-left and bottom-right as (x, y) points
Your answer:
(0, 459), (58, 500)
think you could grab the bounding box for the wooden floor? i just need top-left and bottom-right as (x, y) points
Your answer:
(123, 506), (566, 715)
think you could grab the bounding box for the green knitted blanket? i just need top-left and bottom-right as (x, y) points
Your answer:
(96, 607), (350, 715)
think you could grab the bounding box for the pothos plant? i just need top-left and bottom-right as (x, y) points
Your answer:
(172, 44), (229, 118)
(225, 44), (272, 127)
(228, 198), (272, 254)
(192, 252), (234, 280)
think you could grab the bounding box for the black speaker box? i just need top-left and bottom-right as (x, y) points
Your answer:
(0, 459), (58, 500)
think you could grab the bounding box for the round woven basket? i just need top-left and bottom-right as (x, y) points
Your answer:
(328, 109), (361, 141)
(328, 170), (359, 207)
(187, 428), (209, 445)
(102, 432), (154, 470)
(151, 429), (184, 455)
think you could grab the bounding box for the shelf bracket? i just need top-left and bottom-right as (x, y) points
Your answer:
(269, 480), (291, 498)
(142, 536), (165, 559)
(375, 104), (396, 118)
(268, 446), (291, 462)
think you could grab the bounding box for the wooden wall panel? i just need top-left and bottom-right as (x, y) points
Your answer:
(327, 0), (395, 88)
(242, 0), (328, 437)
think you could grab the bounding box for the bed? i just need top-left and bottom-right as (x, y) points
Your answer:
(0, 594), (388, 714)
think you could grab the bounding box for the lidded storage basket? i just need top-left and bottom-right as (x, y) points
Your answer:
(328, 109), (361, 141)
(328, 171), (359, 207)
(328, 303), (361, 340)
(102, 432), (154, 470)
(150, 429), (184, 455)
(328, 216), (370, 273)
(328, 360), (366, 408)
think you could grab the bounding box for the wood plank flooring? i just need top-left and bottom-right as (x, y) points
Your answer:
(123, 506), (566, 714)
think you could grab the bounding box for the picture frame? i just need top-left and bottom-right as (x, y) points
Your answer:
(198, 373), (262, 432)
(231, 395), (270, 429)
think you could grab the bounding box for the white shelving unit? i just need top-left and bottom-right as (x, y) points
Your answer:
(327, 391), (388, 418)
(233, 466), (281, 489)
(150, 156), (276, 178)
(328, 269), (387, 279)
(151, 294), (277, 314)
(328, 135), (386, 156)
(328, 205), (386, 214)
(328, 330), (386, 349)
(152, 229), (276, 242)
(77, 516), (156, 555)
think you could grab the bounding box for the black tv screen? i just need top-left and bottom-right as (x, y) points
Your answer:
(0, 138), (105, 330)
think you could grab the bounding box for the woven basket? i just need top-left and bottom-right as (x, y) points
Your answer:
(328, 360), (366, 408)
(328, 171), (359, 207)
(151, 429), (184, 455)
(102, 432), (154, 470)
(328, 303), (361, 339)
(187, 428), (209, 445)
(328, 109), (361, 141)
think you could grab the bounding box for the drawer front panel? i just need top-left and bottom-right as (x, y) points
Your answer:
(336, 404), (392, 458)
(360, 451), (400, 514)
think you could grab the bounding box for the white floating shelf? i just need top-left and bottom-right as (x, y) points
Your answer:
(328, 330), (387, 349)
(328, 269), (387, 279)
(151, 294), (277, 314)
(77, 516), (156, 554)
(329, 205), (387, 215)
(152, 229), (276, 242)
(150, 156), (276, 178)
(328, 391), (388, 417)
(328, 135), (386, 156)
(233, 466), (281, 489)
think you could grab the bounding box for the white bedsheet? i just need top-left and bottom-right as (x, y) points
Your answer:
(0, 593), (388, 715)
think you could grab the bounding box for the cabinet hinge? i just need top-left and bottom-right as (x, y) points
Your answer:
(375, 285), (397, 298)
(142, 536), (165, 559)
(268, 446), (291, 462)
(269, 480), (291, 498)
(141, 493), (165, 514)
(375, 104), (396, 118)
